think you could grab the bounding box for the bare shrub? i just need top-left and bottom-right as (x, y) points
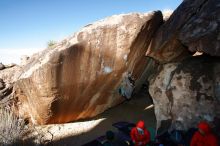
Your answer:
(0, 108), (25, 145)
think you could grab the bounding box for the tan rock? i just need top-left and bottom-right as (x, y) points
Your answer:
(20, 55), (30, 66)
(0, 78), (4, 90)
(0, 65), (21, 84)
(15, 12), (163, 124)
(0, 65), (21, 101)
(149, 56), (220, 133)
(0, 63), (5, 70)
(146, 0), (220, 63)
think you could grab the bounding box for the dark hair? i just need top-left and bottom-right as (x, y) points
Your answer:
(106, 131), (115, 140)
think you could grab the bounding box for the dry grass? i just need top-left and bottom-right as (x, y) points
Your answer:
(0, 107), (53, 146)
(0, 107), (25, 146)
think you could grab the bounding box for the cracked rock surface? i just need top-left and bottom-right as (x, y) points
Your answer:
(149, 56), (220, 133)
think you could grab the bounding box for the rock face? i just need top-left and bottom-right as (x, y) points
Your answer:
(0, 63), (5, 70)
(146, 0), (220, 63)
(0, 79), (4, 90)
(149, 56), (220, 132)
(15, 12), (163, 124)
(179, 0), (220, 55)
(3, 0), (219, 133)
(145, 0), (220, 132)
(0, 65), (21, 84)
(20, 55), (30, 66)
(0, 64), (21, 105)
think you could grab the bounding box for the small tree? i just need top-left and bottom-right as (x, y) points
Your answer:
(47, 40), (57, 48)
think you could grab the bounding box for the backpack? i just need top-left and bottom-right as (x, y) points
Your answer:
(169, 130), (184, 144)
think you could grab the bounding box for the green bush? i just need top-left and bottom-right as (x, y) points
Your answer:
(47, 40), (57, 48)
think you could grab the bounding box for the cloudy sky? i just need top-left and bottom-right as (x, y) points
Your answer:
(0, 0), (182, 64)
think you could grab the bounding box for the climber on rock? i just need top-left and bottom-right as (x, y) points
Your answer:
(130, 120), (151, 146)
(118, 72), (135, 100)
(190, 121), (218, 146)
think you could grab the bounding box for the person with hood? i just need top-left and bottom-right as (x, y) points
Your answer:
(130, 120), (151, 146)
(190, 121), (218, 146)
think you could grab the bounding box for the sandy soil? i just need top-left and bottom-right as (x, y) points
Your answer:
(29, 91), (156, 146)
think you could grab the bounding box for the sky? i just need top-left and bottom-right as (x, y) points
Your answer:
(0, 0), (182, 64)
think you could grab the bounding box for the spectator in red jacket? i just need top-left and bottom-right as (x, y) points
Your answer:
(190, 121), (218, 146)
(130, 120), (151, 146)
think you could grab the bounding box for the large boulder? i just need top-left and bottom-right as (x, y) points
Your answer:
(0, 65), (21, 84)
(149, 56), (220, 132)
(0, 63), (5, 70)
(0, 65), (21, 106)
(15, 12), (163, 124)
(146, 0), (220, 63)
(0, 78), (4, 90)
(179, 0), (220, 56)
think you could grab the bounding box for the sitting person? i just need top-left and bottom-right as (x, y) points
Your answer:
(130, 120), (151, 146)
(213, 116), (220, 144)
(169, 130), (185, 146)
(190, 121), (218, 146)
(185, 128), (197, 146)
(155, 129), (185, 146)
(103, 131), (128, 146)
